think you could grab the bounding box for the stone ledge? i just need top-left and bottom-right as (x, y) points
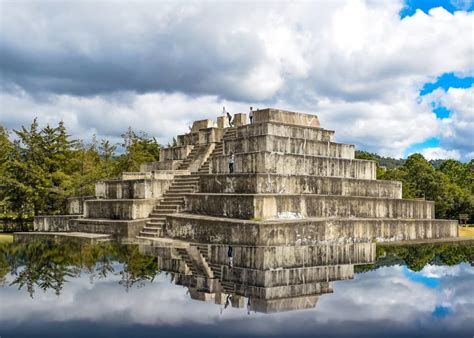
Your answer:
(185, 193), (435, 219)
(13, 232), (111, 244)
(211, 152), (377, 179)
(84, 198), (159, 220)
(71, 218), (149, 238)
(198, 174), (402, 198)
(224, 134), (355, 159)
(253, 108), (320, 128)
(164, 213), (458, 245)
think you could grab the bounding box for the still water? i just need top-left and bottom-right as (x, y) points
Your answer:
(0, 240), (473, 338)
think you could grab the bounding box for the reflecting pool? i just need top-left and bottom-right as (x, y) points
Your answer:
(0, 240), (473, 337)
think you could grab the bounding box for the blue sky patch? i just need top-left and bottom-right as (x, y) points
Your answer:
(400, 0), (474, 18)
(433, 106), (451, 119)
(432, 305), (452, 317)
(405, 137), (440, 156)
(420, 72), (474, 96)
(402, 266), (440, 288)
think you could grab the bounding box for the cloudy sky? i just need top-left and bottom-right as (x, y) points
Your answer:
(0, 0), (473, 160)
(1, 263), (473, 337)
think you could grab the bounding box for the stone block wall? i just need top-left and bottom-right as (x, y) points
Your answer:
(164, 214), (458, 245)
(211, 152), (377, 179)
(185, 194), (435, 219)
(198, 174), (402, 198)
(33, 215), (80, 232)
(95, 178), (173, 199)
(84, 198), (158, 220)
(207, 242), (375, 270)
(160, 145), (194, 161)
(224, 135), (355, 158)
(237, 122), (334, 141)
(253, 108), (320, 128)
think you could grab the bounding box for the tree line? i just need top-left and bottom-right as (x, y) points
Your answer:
(0, 120), (161, 219)
(356, 151), (474, 222)
(0, 119), (472, 223)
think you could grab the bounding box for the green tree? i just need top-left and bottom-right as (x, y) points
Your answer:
(116, 127), (161, 173)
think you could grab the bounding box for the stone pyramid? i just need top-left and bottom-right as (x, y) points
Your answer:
(134, 108), (457, 245)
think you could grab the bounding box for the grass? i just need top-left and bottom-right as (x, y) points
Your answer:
(458, 225), (474, 238)
(0, 233), (13, 244)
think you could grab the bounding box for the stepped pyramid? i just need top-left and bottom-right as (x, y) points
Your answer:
(140, 239), (375, 313)
(63, 108), (457, 244)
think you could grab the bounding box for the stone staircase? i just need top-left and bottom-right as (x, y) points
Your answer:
(196, 143), (223, 174)
(138, 174), (199, 238)
(177, 146), (200, 170)
(138, 127), (237, 239)
(196, 127), (236, 174)
(195, 244), (235, 294)
(176, 247), (206, 276)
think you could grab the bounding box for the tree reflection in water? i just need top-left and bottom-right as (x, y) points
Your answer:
(355, 243), (474, 273)
(0, 239), (159, 297)
(1, 239), (473, 302)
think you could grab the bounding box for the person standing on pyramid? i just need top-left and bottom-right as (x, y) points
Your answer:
(226, 112), (233, 127)
(249, 107), (254, 124)
(228, 152), (235, 174)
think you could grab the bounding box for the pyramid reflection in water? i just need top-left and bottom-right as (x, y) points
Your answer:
(140, 239), (374, 314)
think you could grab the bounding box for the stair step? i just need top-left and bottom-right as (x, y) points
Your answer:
(139, 231), (161, 237)
(160, 201), (182, 206)
(162, 196), (185, 201)
(149, 212), (169, 216)
(155, 205), (179, 210)
(165, 193), (188, 197)
(142, 226), (161, 231)
(146, 220), (164, 225)
(153, 209), (177, 213)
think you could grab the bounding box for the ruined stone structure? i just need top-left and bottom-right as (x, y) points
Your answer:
(29, 108), (461, 313)
(35, 108), (458, 243)
(139, 240), (375, 313)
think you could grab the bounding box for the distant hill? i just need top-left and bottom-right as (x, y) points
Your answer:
(354, 151), (405, 168)
(355, 151), (455, 169)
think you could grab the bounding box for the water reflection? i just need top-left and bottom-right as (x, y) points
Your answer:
(0, 240), (159, 296)
(0, 239), (473, 337)
(1, 240), (473, 310)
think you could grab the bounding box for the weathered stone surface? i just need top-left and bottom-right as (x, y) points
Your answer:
(95, 178), (173, 199)
(233, 281), (331, 299)
(207, 243), (374, 270)
(237, 122), (334, 141)
(186, 194), (434, 219)
(140, 160), (183, 171)
(164, 213), (457, 245)
(233, 113), (247, 126)
(160, 145), (194, 161)
(253, 108), (320, 128)
(33, 215), (80, 232)
(211, 152), (376, 179)
(66, 196), (95, 214)
(70, 218), (148, 238)
(250, 296), (319, 313)
(191, 119), (216, 132)
(84, 198), (158, 220)
(198, 128), (224, 145)
(217, 116), (230, 129)
(198, 174), (402, 198)
(177, 127), (223, 146)
(225, 134), (355, 158)
(221, 265), (354, 286)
